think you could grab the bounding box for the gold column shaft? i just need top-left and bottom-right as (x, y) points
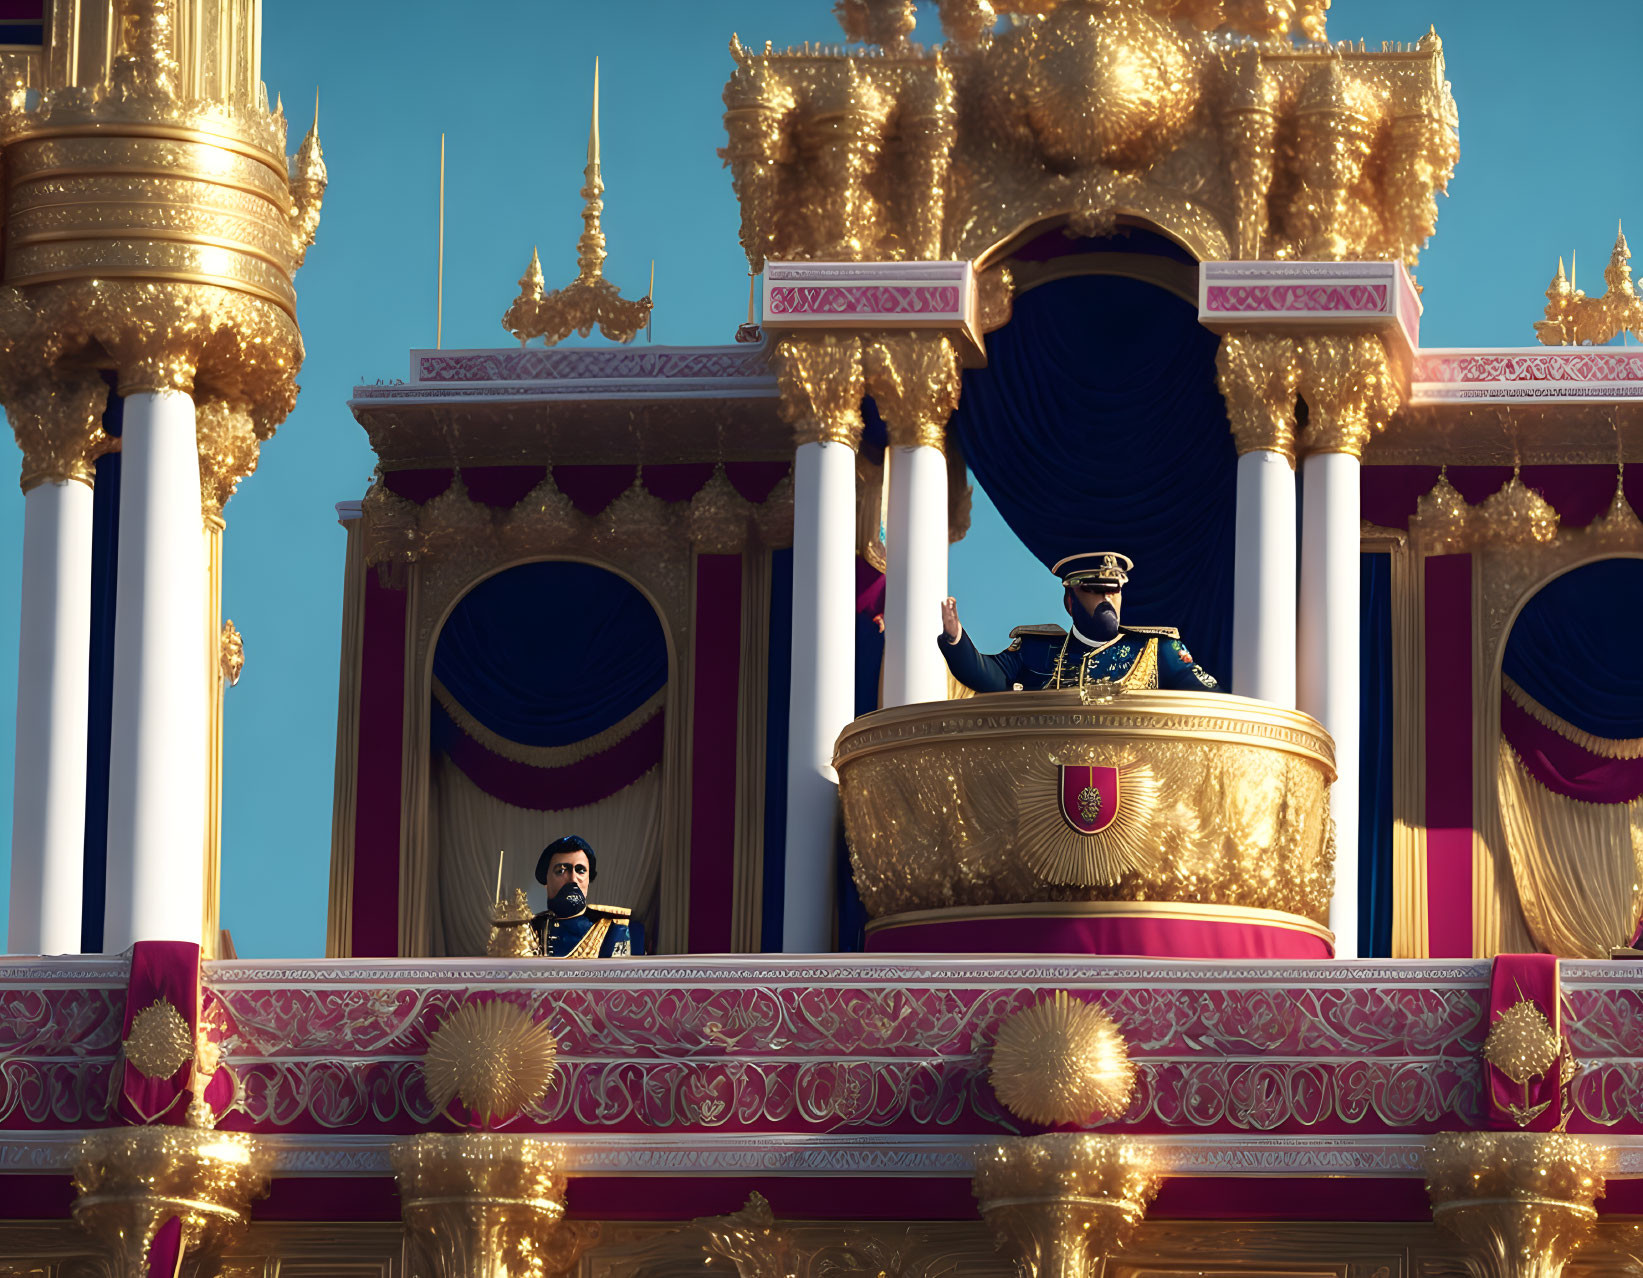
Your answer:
(203, 515), (223, 957)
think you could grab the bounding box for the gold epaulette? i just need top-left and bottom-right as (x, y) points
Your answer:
(587, 903), (631, 918)
(1007, 623), (1067, 651)
(1120, 624), (1180, 640)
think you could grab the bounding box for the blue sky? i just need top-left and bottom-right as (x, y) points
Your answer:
(1, 0), (1640, 956)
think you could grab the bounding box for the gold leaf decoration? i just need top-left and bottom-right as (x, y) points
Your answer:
(1017, 761), (1163, 887)
(123, 999), (195, 1081)
(989, 991), (1134, 1127)
(422, 1000), (558, 1125)
(1483, 998), (1560, 1088)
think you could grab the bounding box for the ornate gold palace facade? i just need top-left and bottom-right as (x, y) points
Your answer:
(6, 2), (1643, 1278)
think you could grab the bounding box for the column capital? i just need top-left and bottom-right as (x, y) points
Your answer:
(1425, 1131), (1610, 1278)
(771, 333), (865, 449)
(196, 398), (266, 527)
(974, 1134), (1160, 1278)
(4, 370), (115, 492)
(1297, 333), (1401, 458)
(864, 331), (960, 451)
(1215, 331), (1300, 462)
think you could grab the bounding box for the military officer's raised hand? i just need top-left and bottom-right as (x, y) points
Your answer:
(940, 596), (962, 644)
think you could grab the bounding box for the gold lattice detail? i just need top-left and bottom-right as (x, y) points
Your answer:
(122, 999), (194, 1081)
(989, 991), (1134, 1127)
(422, 1000), (559, 1125)
(1018, 761), (1163, 887)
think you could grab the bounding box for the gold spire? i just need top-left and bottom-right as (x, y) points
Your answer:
(503, 59), (652, 346)
(1535, 221), (1643, 346)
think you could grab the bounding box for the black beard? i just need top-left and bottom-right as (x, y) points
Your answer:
(548, 883), (587, 918)
(1070, 596), (1120, 642)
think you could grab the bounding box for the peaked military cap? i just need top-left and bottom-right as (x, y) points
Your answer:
(1051, 551), (1133, 591)
(536, 834), (598, 884)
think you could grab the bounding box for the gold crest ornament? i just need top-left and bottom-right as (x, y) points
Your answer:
(1019, 760), (1163, 886)
(123, 999), (195, 1081)
(989, 990), (1135, 1127)
(1482, 998), (1566, 1128)
(422, 1000), (559, 1126)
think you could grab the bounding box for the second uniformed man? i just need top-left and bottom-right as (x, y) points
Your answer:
(532, 835), (645, 958)
(938, 551), (1220, 696)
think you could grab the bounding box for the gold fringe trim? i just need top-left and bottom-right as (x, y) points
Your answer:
(1503, 674), (1643, 760)
(432, 679), (666, 768)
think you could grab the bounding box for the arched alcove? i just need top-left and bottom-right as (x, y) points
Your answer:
(1497, 556), (1643, 957)
(429, 560), (668, 955)
(951, 246), (1236, 679)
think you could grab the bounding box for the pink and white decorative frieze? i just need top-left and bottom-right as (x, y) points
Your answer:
(1199, 260), (1420, 355)
(397, 344), (774, 387)
(1410, 347), (1643, 403)
(761, 261), (979, 348)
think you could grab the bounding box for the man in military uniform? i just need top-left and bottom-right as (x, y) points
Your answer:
(938, 552), (1220, 695)
(532, 835), (645, 958)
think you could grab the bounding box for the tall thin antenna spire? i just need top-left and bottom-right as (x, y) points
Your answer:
(589, 56), (600, 169)
(437, 133), (446, 350)
(647, 258), (655, 342)
(577, 57), (606, 285)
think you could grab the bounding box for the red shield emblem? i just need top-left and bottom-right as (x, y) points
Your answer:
(1060, 764), (1120, 835)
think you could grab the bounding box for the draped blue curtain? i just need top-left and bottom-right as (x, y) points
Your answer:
(1360, 552), (1393, 958)
(1503, 557), (1643, 737)
(949, 274), (1236, 681)
(433, 561), (666, 747)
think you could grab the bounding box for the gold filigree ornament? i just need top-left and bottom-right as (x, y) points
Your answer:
(1017, 760), (1162, 887)
(123, 999), (194, 1081)
(989, 991), (1135, 1127)
(1483, 998), (1562, 1128)
(422, 999), (558, 1126)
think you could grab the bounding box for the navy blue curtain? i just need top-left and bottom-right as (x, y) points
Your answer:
(82, 379), (120, 954)
(432, 561), (666, 747)
(1503, 557), (1643, 737)
(1359, 553), (1393, 958)
(761, 549), (793, 952)
(949, 273), (1236, 681)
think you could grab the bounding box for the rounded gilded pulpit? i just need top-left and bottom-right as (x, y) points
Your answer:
(836, 690), (1336, 959)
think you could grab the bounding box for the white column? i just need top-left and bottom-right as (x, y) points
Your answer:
(104, 389), (206, 951)
(882, 443), (949, 707)
(1298, 450), (1360, 960)
(782, 438), (857, 953)
(1231, 449), (1297, 707)
(8, 480), (95, 954)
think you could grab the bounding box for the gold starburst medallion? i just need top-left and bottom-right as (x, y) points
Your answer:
(123, 999), (194, 1081)
(422, 1000), (559, 1126)
(989, 991), (1134, 1127)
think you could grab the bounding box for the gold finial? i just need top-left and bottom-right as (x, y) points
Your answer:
(500, 58), (653, 346)
(1535, 224), (1643, 346)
